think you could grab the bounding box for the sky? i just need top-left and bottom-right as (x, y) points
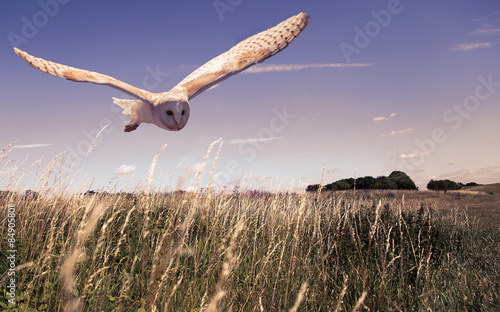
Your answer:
(1, 0), (500, 192)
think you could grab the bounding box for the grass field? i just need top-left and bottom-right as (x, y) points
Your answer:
(1, 144), (499, 311)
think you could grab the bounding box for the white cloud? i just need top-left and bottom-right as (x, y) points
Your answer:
(397, 152), (431, 159)
(244, 63), (373, 73)
(377, 145), (398, 150)
(470, 27), (500, 35)
(227, 137), (284, 144)
(178, 63), (373, 76)
(247, 175), (274, 182)
(324, 169), (339, 175)
(380, 128), (414, 137)
(471, 10), (500, 22)
(373, 112), (396, 122)
(113, 165), (137, 176)
(14, 143), (52, 149)
(183, 162), (205, 176)
(449, 42), (493, 51)
(435, 166), (500, 184)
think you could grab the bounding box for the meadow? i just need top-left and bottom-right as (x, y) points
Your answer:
(1, 143), (499, 311)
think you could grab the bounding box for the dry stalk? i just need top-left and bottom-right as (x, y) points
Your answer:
(206, 219), (245, 312)
(194, 138), (222, 189)
(119, 255), (139, 301)
(162, 275), (184, 312)
(288, 282), (308, 312)
(80, 125), (108, 173)
(207, 139), (223, 191)
(114, 206), (137, 258)
(146, 144), (168, 196)
(60, 203), (106, 312)
(334, 274), (349, 312)
(351, 291), (368, 312)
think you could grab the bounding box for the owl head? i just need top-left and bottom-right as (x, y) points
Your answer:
(157, 100), (190, 131)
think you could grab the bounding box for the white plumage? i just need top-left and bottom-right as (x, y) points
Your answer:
(14, 12), (310, 132)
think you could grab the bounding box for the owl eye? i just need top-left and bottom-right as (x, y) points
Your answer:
(166, 110), (173, 116)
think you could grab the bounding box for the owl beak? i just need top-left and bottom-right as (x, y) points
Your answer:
(174, 114), (182, 126)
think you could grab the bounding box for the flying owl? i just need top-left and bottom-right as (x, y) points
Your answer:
(14, 12), (310, 132)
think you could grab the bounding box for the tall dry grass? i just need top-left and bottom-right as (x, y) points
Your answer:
(0, 142), (499, 311)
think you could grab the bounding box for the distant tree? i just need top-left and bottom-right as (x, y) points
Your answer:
(389, 171), (418, 190)
(334, 178), (355, 190)
(306, 184), (320, 192)
(323, 183), (338, 191)
(427, 179), (460, 191)
(443, 180), (459, 190)
(374, 176), (397, 189)
(24, 190), (39, 200)
(427, 180), (439, 190)
(464, 182), (480, 187)
(306, 171), (417, 192)
(444, 180), (460, 190)
(356, 176), (376, 189)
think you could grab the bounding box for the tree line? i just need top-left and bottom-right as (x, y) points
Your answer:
(306, 170), (481, 192)
(306, 171), (418, 192)
(426, 179), (479, 191)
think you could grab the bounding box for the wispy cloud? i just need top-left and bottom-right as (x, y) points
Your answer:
(247, 175), (274, 183)
(449, 42), (493, 51)
(397, 152), (431, 159)
(227, 137), (284, 144)
(113, 165), (137, 176)
(373, 112), (396, 122)
(380, 128), (414, 137)
(471, 10), (500, 23)
(244, 63), (373, 73)
(14, 143), (52, 149)
(223, 175), (274, 187)
(377, 145), (398, 150)
(325, 169), (339, 175)
(183, 162), (205, 176)
(178, 63), (373, 75)
(433, 166), (500, 184)
(470, 27), (500, 36)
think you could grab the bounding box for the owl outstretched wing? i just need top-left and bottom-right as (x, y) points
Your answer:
(13, 47), (152, 103)
(172, 12), (310, 100)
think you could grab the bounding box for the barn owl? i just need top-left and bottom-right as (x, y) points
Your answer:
(14, 12), (309, 132)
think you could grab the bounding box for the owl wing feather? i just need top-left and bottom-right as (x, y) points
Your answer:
(13, 47), (152, 103)
(172, 12), (310, 100)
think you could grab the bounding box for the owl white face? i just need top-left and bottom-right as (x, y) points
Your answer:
(157, 101), (190, 131)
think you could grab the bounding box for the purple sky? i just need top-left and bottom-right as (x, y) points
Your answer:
(2, 0), (500, 192)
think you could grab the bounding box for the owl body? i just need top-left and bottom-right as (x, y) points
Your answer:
(14, 12), (310, 132)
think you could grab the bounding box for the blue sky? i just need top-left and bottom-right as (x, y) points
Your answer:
(1, 0), (500, 192)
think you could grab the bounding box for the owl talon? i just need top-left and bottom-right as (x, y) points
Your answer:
(124, 123), (139, 132)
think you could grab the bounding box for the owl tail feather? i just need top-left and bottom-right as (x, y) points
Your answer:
(112, 97), (140, 116)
